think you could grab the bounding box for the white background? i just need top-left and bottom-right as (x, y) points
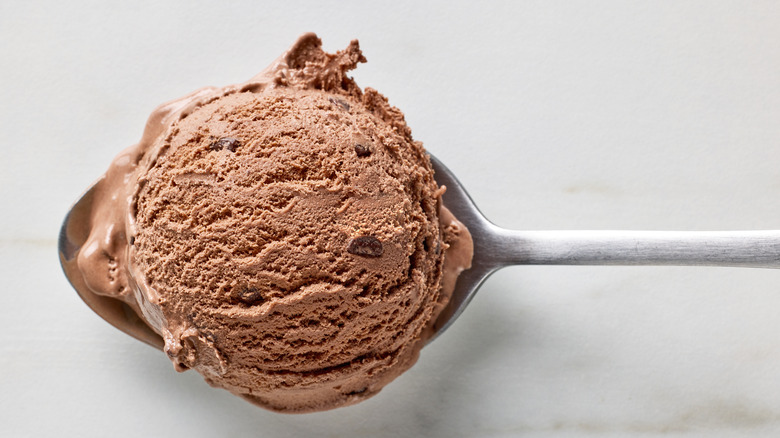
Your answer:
(2, 1), (780, 436)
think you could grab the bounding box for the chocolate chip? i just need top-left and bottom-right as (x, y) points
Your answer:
(354, 144), (371, 157)
(209, 137), (241, 152)
(329, 97), (350, 111)
(347, 236), (383, 257)
(237, 286), (264, 304)
(202, 331), (218, 343)
(129, 236), (135, 245)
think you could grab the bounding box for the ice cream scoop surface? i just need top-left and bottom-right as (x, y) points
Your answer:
(72, 33), (472, 413)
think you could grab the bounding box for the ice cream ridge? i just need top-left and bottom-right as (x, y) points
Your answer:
(75, 33), (473, 413)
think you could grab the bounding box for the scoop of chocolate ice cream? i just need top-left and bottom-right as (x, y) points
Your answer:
(75, 33), (472, 413)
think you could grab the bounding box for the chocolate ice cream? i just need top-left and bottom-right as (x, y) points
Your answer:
(65, 33), (472, 412)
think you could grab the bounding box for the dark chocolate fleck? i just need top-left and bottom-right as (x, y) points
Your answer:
(209, 137), (241, 152)
(329, 97), (350, 111)
(237, 286), (264, 304)
(347, 236), (383, 257)
(201, 330), (218, 343)
(354, 144), (371, 157)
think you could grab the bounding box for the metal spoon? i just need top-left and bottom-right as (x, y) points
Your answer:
(427, 155), (780, 341)
(59, 155), (780, 348)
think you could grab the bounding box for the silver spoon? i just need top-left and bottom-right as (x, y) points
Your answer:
(59, 155), (780, 348)
(427, 155), (780, 341)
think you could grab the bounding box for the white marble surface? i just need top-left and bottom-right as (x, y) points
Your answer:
(2, 1), (780, 436)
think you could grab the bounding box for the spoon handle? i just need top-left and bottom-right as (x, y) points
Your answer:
(489, 229), (780, 268)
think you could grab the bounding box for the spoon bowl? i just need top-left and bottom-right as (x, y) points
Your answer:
(428, 156), (505, 339)
(58, 183), (163, 349)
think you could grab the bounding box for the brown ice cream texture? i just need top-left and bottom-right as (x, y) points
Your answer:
(70, 33), (473, 413)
